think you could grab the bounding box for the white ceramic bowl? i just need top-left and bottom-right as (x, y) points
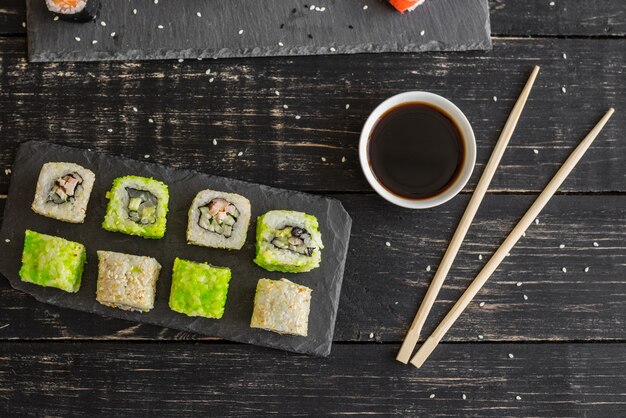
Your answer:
(359, 92), (476, 209)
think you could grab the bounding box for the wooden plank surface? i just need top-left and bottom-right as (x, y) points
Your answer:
(2, 194), (624, 342)
(0, 36), (624, 194)
(2, 1), (626, 37)
(0, 342), (624, 416)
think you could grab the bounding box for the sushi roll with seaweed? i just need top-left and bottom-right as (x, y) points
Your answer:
(102, 176), (169, 239)
(45, 0), (100, 23)
(31, 162), (96, 224)
(254, 210), (323, 273)
(250, 278), (312, 337)
(169, 258), (232, 319)
(19, 230), (86, 293)
(96, 250), (161, 312)
(187, 189), (251, 250)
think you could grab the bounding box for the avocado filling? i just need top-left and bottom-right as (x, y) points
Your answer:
(48, 172), (83, 204)
(198, 198), (240, 238)
(271, 226), (315, 257)
(126, 188), (158, 225)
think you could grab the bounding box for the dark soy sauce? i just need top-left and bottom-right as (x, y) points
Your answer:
(368, 102), (465, 200)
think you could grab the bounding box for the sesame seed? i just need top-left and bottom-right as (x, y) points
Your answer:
(110, 32), (116, 37)
(178, 58), (184, 63)
(516, 282), (522, 287)
(562, 267), (567, 273)
(533, 149), (539, 154)
(100, 21), (107, 27)
(345, 104), (350, 110)
(22, 21), (26, 28)
(462, 394), (467, 400)
(283, 104), (289, 109)
(369, 332), (374, 339)
(341, 156), (347, 163)
(479, 302), (485, 307)
(321, 157), (326, 162)
(429, 394), (435, 399)
(238, 29), (244, 35)
(535, 218), (540, 225)
(478, 334), (484, 339)
(420, 30), (425, 36)
(212, 139), (217, 145)
(426, 265), (431, 272)
(92, 40), (98, 45)
(278, 42), (284, 47)
(295, 115), (301, 120)
(4, 168), (11, 175)
(363, 5), (368, 10)
(593, 242), (599, 247)
(275, 90), (280, 96)
(144, 154), (150, 159)
(523, 294), (528, 300)
(107, 128), (113, 133)
(508, 353), (514, 358)
(493, 96), (498, 102)
(584, 267), (589, 272)
(132, 107), (138, 112)
(133, 9), (138, 14)
(154, 0), (158, 3)
(4, 239), (10, 243)
(562, 52), (567, 59)
(549, 1), (555, 6)
(478, 254), (483, 260)
(53, 16), (59, 21)
(158, 25), (164, 29)
(148, 118), (154, 123)
(330, 47), (336, 52)
(196, 12), (202, 17)
(75, 37), (81, 42)
(237, 151), (243, 157)
(559, 244), (565, 248)
(523, 232), (526, 237)
(385, 241), (391, 247)
(209, 78), (215, 83)
(561, 86), (567, 93)
(516, 395), (522, 400)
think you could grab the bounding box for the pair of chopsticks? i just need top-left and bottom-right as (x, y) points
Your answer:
(397, 66), (615, 368)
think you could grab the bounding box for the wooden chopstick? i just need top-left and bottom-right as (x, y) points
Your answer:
(396, 66), (541, 364)
(409, 108), (616, 368)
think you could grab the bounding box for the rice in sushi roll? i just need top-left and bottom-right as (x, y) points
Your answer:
(31, 162), (96, 224)
(102, 176), (169, 239)
(254, 210), (323, 273)
(19, 230), (86, 293)
(187, 189), (251, 250)
(96, 250), (161, 312)
(250, 278), (312, 337)
(169, 258), (232, 319)
(45, 0), (100, 23)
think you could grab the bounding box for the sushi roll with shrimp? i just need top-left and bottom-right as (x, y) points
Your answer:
(254, 210), (323, 273)
(187, 189), (251, 250)
(45, 0), (100, 23)
(31, 162), (96, 223)
(102, 176), (169, 239)
(389, 0), (425, 13)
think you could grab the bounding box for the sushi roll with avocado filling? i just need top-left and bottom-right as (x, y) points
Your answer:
(45, 0), (100, 23)
(187, 189), (251, 250)
(254, 210), (323, 273)
(169, 258), (232, 319)
(96, 250), (161, 312)
(31, 162), (96, 223)
(19, 230), (86, 293)
(102, 176), (169, 239)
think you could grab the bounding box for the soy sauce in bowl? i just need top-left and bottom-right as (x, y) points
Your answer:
(367, 102), (465, 200)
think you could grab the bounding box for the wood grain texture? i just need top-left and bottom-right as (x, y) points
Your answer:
(0, 342), (625, 416)
(0, 37), (624, 194)
(2, 194), (624, 342)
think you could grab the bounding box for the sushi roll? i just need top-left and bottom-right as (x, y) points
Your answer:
(31, 162), (96, 224)
(187, 189), (251, 250)
(45, 0), (100, 23)
(102, 176), (169, 239)
(19, 230), (86, 293)
(96, 250), (161, 312)
(389, 0), (425, 13)
(254, 210), (323, 273)
(250, 278), (312, 337)
(169, 258), (232, 319)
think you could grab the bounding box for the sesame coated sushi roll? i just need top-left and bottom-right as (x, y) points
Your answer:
(169, 258), (232, 319)
(45, 0), (100, 23)
(102, 176), (169, 239)
(187, 189), (251, 250)
(254, 210), (323, 273)
(250, 278), (312, 337)
(96, 251), (161, 312)
(19, 230), (86, 293)
(31, 162), (96, 223)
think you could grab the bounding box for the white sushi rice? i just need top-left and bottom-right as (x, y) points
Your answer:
(45, 0), (87, 14)
(31, 162), (96, 224)
(187, 189), (251, 250)
(96, 251), (161, 312)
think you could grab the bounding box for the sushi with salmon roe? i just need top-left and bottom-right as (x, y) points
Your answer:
(389, 0), (425, 14)
(45, 0), (100, 23)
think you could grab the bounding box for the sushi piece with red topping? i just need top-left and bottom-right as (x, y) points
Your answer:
(45, 0), (100, 23)
(389, 0), (425, 14)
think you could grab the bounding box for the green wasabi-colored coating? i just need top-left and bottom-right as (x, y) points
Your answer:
(253, 211), (322, 273)
(102, 176), (169, 239)
(19, 230), (86, 293)
(168, 258), (231, 319)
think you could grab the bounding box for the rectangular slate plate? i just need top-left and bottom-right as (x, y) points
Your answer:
(26, 0), (491, 62)
(0, 142), (352, 357)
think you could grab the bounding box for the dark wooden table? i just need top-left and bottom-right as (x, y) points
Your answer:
(1, 1), (625, 416)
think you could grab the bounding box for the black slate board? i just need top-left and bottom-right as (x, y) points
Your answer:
(0, 141), (352, 357)
(26, 0), (492, 62)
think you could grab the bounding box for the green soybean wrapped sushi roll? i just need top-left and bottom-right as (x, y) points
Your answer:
(19, 230), (86, 293)
(187, 189), (251, 250)
(102, 176), (169, 239)
(250, 278), (312, 337)
(169, 258), (232, 319)
(254, 210), (323, 273)
(96, 251), (161, 312)
(31, 162), (96, 223)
